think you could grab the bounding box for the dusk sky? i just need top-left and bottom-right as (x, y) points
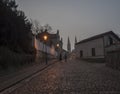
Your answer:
(16, 0), (120, 50)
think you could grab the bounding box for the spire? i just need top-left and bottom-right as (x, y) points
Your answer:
(57, 29), (59, 35)
(74, 36), (77, 49)
(75, 36), (77, 43)
(60, 37), (63, 49)
(61, 37), (63, 42)
(67, 36), (71, 53)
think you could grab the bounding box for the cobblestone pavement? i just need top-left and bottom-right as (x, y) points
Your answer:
(9, 59), (120, 94)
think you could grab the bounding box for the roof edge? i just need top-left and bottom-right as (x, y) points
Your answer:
(75, 31), (120, 45)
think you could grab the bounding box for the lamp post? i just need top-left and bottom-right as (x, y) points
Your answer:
(56, 43), (61, 60)
(43, 35), (48, 64)
(56, 43), (59, 48)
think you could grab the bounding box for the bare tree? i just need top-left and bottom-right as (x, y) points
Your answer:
(30, 19), (42, 35)
(31, 20), (52, 34)
(44, 24), (52, 32)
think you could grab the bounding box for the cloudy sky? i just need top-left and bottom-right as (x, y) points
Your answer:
(16, 0), (120, 50)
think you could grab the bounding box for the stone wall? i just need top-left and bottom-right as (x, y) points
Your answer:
(34, 37), (57, 58)
(106, 50), (120, 70)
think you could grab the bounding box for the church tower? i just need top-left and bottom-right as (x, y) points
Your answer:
(74, 36), (77, 49)
(61, 37), (63, 49)
(67, 36), (71, 53)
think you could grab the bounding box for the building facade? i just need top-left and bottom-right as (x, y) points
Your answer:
(36, 30), (63, 50)
(34, 30), (64, 59)
(75, 31), (120, 60)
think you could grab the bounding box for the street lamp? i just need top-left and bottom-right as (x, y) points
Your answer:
(56, 43), (59, 48)
(43, 34), (48, 64)
(56, 43), (61, 60)
(43, 35), (48, 41)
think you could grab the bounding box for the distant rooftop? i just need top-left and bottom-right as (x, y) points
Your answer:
(76, 31), (120, 45)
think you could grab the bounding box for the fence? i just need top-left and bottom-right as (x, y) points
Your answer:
(106, 50), (120, 70)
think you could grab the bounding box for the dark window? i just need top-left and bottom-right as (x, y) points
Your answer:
(92, 48), (95, 56)
(80, 50), (83, 57)
(109, 37), (113, 45)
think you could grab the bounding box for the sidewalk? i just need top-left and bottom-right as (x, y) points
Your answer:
(0, 59), (57, 93)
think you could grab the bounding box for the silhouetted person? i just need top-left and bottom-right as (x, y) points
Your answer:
(65, 53), (67, 62)
(59, 53), (62, 61)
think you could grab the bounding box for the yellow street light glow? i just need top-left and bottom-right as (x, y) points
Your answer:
(43, 35), (48, 41)
(57, 43), (59, 47)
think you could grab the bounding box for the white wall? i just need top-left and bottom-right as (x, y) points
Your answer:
(75, 33), (120, 59)
(75, 37), (104, 59)
(34, 37), (57, 57)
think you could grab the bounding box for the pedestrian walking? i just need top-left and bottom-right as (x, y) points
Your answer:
(64, 53), (67, 62)
(59, 53), (62, 61)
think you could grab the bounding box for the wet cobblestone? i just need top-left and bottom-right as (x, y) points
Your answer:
(9, 59), (120, 94)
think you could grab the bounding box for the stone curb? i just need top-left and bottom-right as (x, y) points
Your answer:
(0, 59), (58, 94)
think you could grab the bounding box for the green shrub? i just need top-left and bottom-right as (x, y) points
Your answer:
(0, 46), (35, 70)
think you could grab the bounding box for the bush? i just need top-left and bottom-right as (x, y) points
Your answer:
(0, 46), (36, 70)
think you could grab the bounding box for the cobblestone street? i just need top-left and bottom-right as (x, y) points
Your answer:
(9, 59), (120, 94)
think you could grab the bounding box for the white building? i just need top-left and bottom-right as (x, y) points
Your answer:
(34, 37), (57, 58)
(75, 31), (120, 60)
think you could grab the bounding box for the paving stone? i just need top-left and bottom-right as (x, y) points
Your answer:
(9, 59), (120, 94)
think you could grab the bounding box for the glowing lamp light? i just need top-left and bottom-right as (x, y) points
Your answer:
(57, 43), (59, 47)
(43, 35), (48, 41)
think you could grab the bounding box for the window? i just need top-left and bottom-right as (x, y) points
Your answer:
(80, 50), (83, 57)
(92, 48), (95, 56)
(109, 37), (113, 45)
